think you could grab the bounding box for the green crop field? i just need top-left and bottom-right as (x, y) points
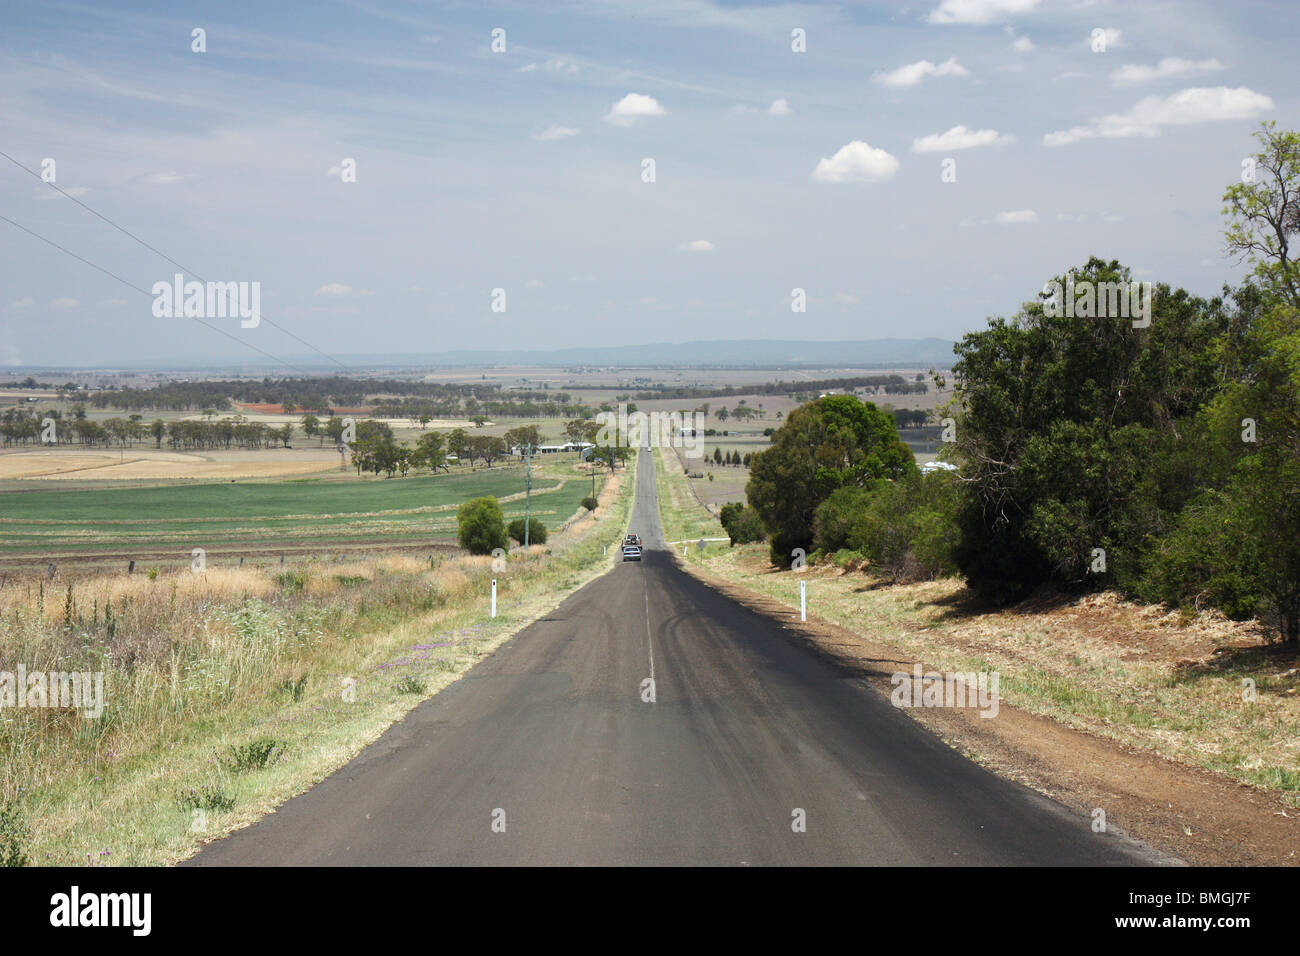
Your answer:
(0, 462), (600, 562)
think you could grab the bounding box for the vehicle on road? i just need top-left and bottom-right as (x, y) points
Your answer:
(622, 544), (642, 562)
(624, 533), (641, 548)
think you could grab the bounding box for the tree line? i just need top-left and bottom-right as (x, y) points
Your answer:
(634, 374), (931, 402)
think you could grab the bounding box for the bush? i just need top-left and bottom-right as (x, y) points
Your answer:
(1138, 463), (1285, 625)
(581, 496), (598, 511)
(719, 502), (766, 545)
(507, 517), (548, 545)
(222, 738), (288, 773)
(395, 674), (427, 694)
(812, 484), (881, 553)
(274, 569), (307, 592)
(457, 497), (507, 555)
(0, 802), (29, 867)
(804, 471), (963, 582)
(175, 786), (236, 815)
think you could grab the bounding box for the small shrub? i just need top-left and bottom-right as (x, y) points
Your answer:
(395, 674), (427, 694)
(222, 737), (287, 773)
(832, 548), (866, 570)
(274, 570), (307, 592)
(719, 502), (766, 545)
(457, 497), (508, 555)
(507, 517), (548, 545)
(0, 802), (30, 867)
(147, 567), (159, 582)
(175, 786), (236, 814)
(581, 496), (598, 512)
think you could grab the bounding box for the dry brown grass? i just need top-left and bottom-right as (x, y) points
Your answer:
(708, 546), (1300, 796)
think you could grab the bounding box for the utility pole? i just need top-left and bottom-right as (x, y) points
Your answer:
(523, 442), (533, 548)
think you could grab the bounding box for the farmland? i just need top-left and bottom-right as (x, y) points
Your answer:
(0, 456), (601, 570)
(0, 366), (945, 569)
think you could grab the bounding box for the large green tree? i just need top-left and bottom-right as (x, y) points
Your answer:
(746, 394), (915, 566)
(950, 257), (1230, 604)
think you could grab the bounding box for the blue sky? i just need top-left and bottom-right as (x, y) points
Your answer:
(0, 0), (1293, 368)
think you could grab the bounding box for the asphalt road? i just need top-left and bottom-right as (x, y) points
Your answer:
(188, 448), (1165, 866)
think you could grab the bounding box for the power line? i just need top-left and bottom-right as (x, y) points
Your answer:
(1, 148), (353, 372)
(0, 213), (315, 375)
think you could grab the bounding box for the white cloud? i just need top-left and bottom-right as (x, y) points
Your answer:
(604, 93), (666, 126)
(928, 0), (1040, 25)
(536, 124), (580, 141)
(681, 239), (715, 252)
(517, 63), (538, 73)
(874, 57), (969, 88)
(50, 297), (80, 309)
(995, 209), (1037, 224)
(812, 141), (900, 183)
(731, 104), (759, 115)
(768, 97), (792, 116)
(1045, 86), (1275, 146)
(313, 283), (372, 296)
(913, 125), (1009, 151)
(1012, 35), (1034, 52)
(1111, 57), (1224, 86)
(9, 297), (34, 309)
(525, 279), (545, 289)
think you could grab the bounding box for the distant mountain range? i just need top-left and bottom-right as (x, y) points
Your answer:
(342, 338), (957, 369)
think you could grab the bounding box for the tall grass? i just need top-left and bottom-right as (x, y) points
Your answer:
(0, 555), (488, 799)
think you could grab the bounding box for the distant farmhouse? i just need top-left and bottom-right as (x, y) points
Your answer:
(509, 440), (595, 457)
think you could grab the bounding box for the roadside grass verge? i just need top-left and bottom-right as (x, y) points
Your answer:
(0, 462), (632, 865)
(652, 447), (726, 560)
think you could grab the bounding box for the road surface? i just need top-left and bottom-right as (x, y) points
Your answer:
(188, 448), (1166, 865)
